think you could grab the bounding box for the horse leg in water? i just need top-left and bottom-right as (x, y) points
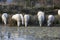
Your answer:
(17, 21), (20, 27)
(25, 21), (27, 27)
(39, 20), (42, 27)
(38, 16), (43, 27)
(47, 20), (51, 27)
(4, 19), (7, 25)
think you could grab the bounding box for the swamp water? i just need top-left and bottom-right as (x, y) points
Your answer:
(0, 25), (60, 40)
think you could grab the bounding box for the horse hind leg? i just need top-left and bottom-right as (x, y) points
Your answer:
(47, 21), (51, 27)
(39, 21), (42, 27)
(17, 21), (20, 27)
(4, 19), (7, 25)
(40, 23), (42, 27)
(25, 21), (27, 27)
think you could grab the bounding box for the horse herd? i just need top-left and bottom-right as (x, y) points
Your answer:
(1, 10), (60, 27)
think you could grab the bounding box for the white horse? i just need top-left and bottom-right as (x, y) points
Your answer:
(20, 14), (24, 25)
(47, 15), (55, 27)
(2, 13), (8, 25)
(12, 14), (24, 27)
(24, 14), (30, 27)
(58, 9), (60, 16)
(37, 11), (45, 27)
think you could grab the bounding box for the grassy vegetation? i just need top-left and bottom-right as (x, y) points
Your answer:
(0, 5), (60, 26)
(0, 5), (58, 15)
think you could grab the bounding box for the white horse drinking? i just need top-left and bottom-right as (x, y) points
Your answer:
(20, 14), (24, 25)
(12, 14), (24, 27)
(58, 9), (60, 16)
(47, 15), (55, 26)
(24, 14), (30, 27)
(37, 11), (45, 27)
(2, 13), (8, 25)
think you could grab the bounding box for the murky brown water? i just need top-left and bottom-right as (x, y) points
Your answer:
(0, 25), (60, 40)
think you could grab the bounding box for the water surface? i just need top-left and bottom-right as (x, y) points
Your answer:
(0, 25), (60, 40)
